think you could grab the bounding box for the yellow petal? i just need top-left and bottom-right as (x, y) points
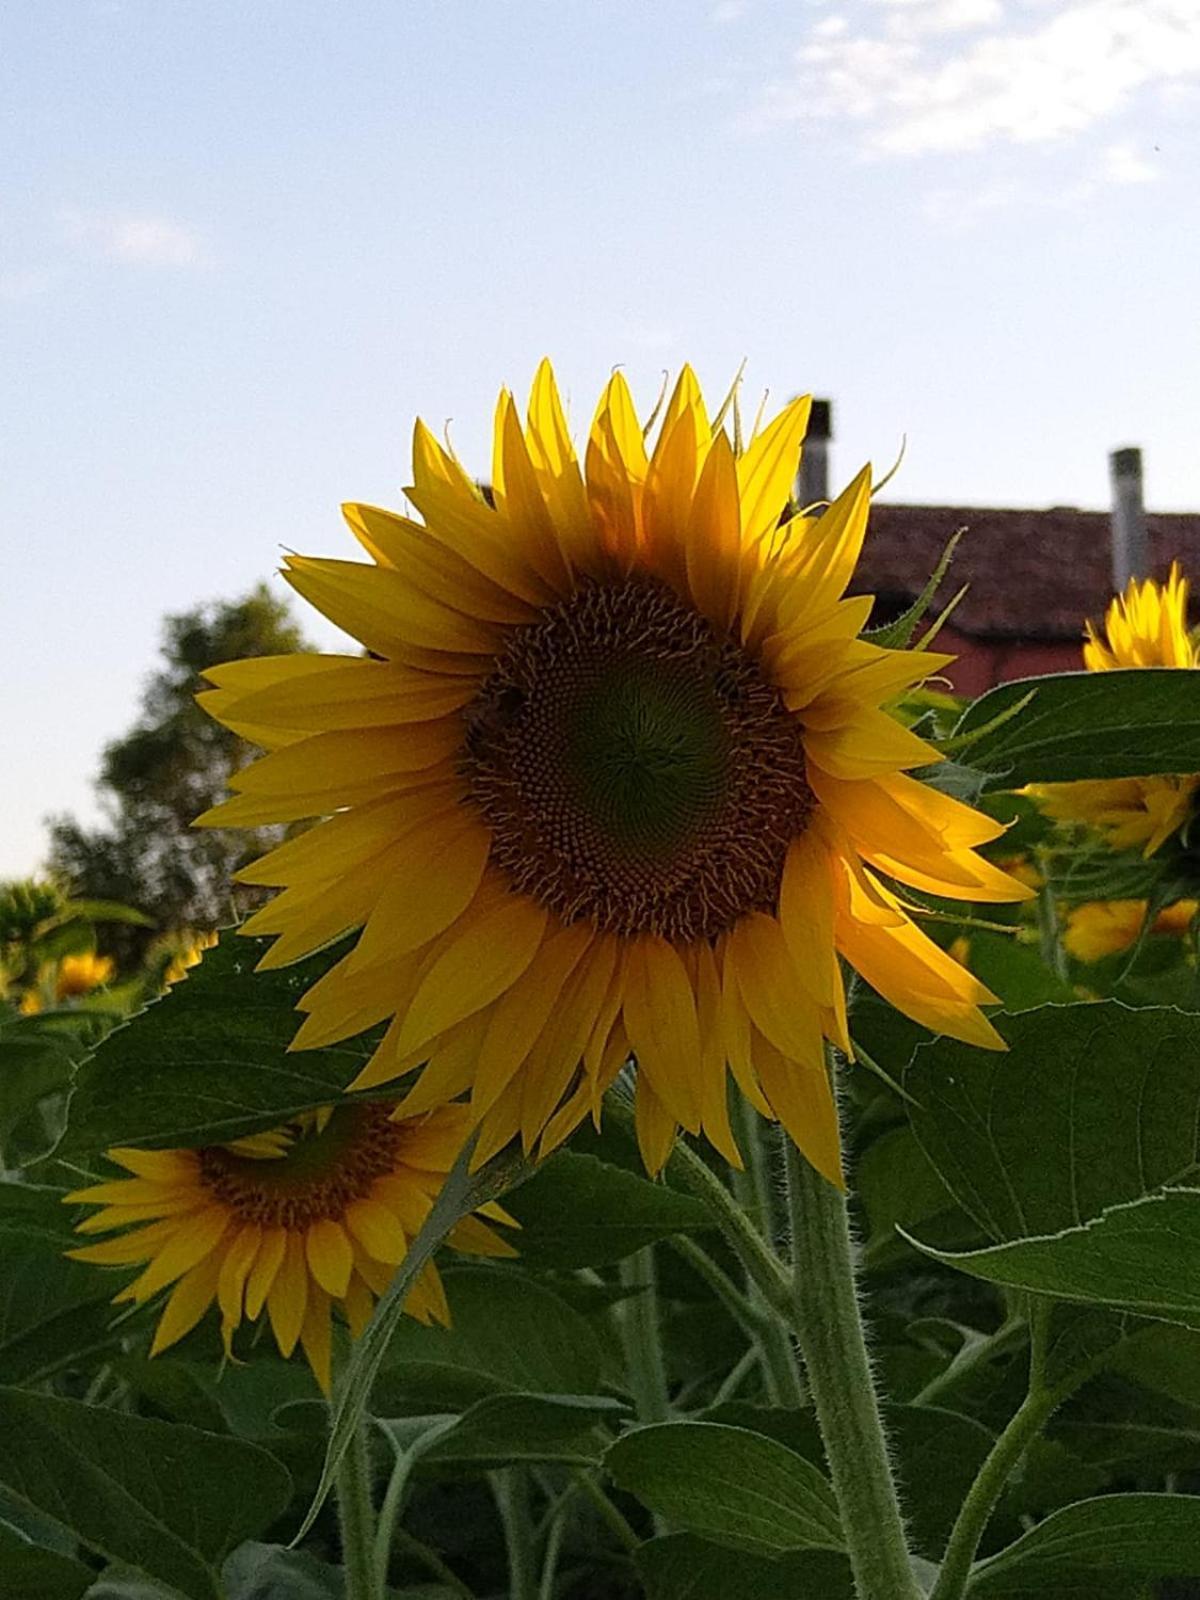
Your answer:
(217, 1224), (262, 1349)
(283, 555), (498, 660)
(343, 502), (536, 624)
(344, 1197), (408, 1265)
(750, 1032), (843, 1190)
(150, 1254), (222, 1356)
(348, 811), (493, 970)
(299, 1286), (333, 1395)
(634, 1076), (678, 1177)
(727, 913), (825, 1070)
(473, 924), (594, 1117)
(388, 894), (549, 1061)
(805, 707), (941, 780)
(622, 936), (702, 1133)
(267, 1232), (309, 1358)
(123, 1208), (231, 1304)
(305, 1219), (354, 1299)
(217, 658), (476, 735)
(737, 393), (812, 549)
(684, 429), (741, 631)
(245, 1227), (288, 1320)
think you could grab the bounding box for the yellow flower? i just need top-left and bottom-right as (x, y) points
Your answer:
(18, 989), (42, 1015)
(1033, 565), (1200, 857)
(1063, 898), (1198, 963)
(196, 362), (1030, 1183)
(65, 1103), (516, 1394)
(56, 951), (115, 999)
(1082, 564), (1197, 672)
(164, 929), (219, 987)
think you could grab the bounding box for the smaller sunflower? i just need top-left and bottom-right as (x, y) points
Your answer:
(1062, 897), (1198, 963)
(56, 951), (115, 999)
(1033, 564), (1200, 856)
(66, 1102), (516, 1393)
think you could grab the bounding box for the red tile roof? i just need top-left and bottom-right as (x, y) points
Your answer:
(855, 504), (1200, 640)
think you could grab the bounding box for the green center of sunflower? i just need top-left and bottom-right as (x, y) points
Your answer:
(463, 577), (814, 941)
(197, 1104), (405, 1228)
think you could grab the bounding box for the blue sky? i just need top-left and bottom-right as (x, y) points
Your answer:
(3, 0), (1198, 877)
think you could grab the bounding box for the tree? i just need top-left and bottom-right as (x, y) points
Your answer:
(49, 585), (309, 954)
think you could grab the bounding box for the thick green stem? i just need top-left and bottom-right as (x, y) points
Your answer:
(618, 1246), (671, 1423)
(335, 1415), (381, 1600)
(783, 1136), (923, 1600)
(493, 1469), (538, 1600)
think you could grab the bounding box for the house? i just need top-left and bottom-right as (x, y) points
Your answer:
(797, 402), (1200, 695)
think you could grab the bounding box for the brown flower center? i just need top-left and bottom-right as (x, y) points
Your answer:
(462, 576), (814, 942)
(198, 1104), (406, 1228)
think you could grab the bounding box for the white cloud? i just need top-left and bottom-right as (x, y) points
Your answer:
(756, 0), (1200, 158)
(1099, 139), (1159, 182)
(58, 209), (207, 267)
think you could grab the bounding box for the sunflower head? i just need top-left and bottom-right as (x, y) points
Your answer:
(196, 362), (1030, 1181)
(66, 1102), (517, 1393)
(1083, 563), (1197, 671)
(1033, 564), (1200, 859)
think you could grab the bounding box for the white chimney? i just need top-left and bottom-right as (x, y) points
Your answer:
(1109, 446), (1147, 591)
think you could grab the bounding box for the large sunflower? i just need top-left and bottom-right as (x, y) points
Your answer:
(66, 1103), (515, 1393)
(198, 363), (1029, 1182)
(1034, 564), (1200, 856)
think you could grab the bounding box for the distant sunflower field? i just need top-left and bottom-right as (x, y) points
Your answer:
(5, 365), (1200, 1600)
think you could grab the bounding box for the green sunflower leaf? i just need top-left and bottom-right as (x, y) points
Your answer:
(0, 1388), (292, 1600)
(604, 1421), (843, 1556)
(0, 1522), (94, 1600)
(57, 932), (379, 1156)
(0, 1187), (126, 1385)
(969, 1492), (1200, 1594)
(635, 1533), (854, 1600)
(904, 1003), (1200, 1328)
(497, 1151), (712, 1266)
(906, 1190), (1200, 1329)
(949, 667), (1200, 787)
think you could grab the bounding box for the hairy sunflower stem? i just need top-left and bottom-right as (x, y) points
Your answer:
(929, 1303), (1092, 1600)
(664, 1134), (793, 1316)
(334, 1413), (382, 1600)
(782, 1132), (924, 1600)
(725, 1097), (809, 1406)
(493, 1469), (539, 1600)
(571, 1468), (643, 1554)
(618, 1246), (672, 1423)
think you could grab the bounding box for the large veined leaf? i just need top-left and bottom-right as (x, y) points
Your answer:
(904, 1005), (1200, 1324)
(418, 1392), (627, 1468)
(970, 1493), (1200, 1594)
(498, 1151), (712, 1266)
(952, 669), (1200, 787)
(377, 1266), (606, 1410)
(0, 1186), (126, 1384)
(914, 1190), (1200, 1328)
(604, 1422), (843, 1557)
(59, 934), (380, 1155)
(907, 1003), (1200, 1239)
(635, 1534), (853, 1600)
(0, 1388), (292, 1600)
